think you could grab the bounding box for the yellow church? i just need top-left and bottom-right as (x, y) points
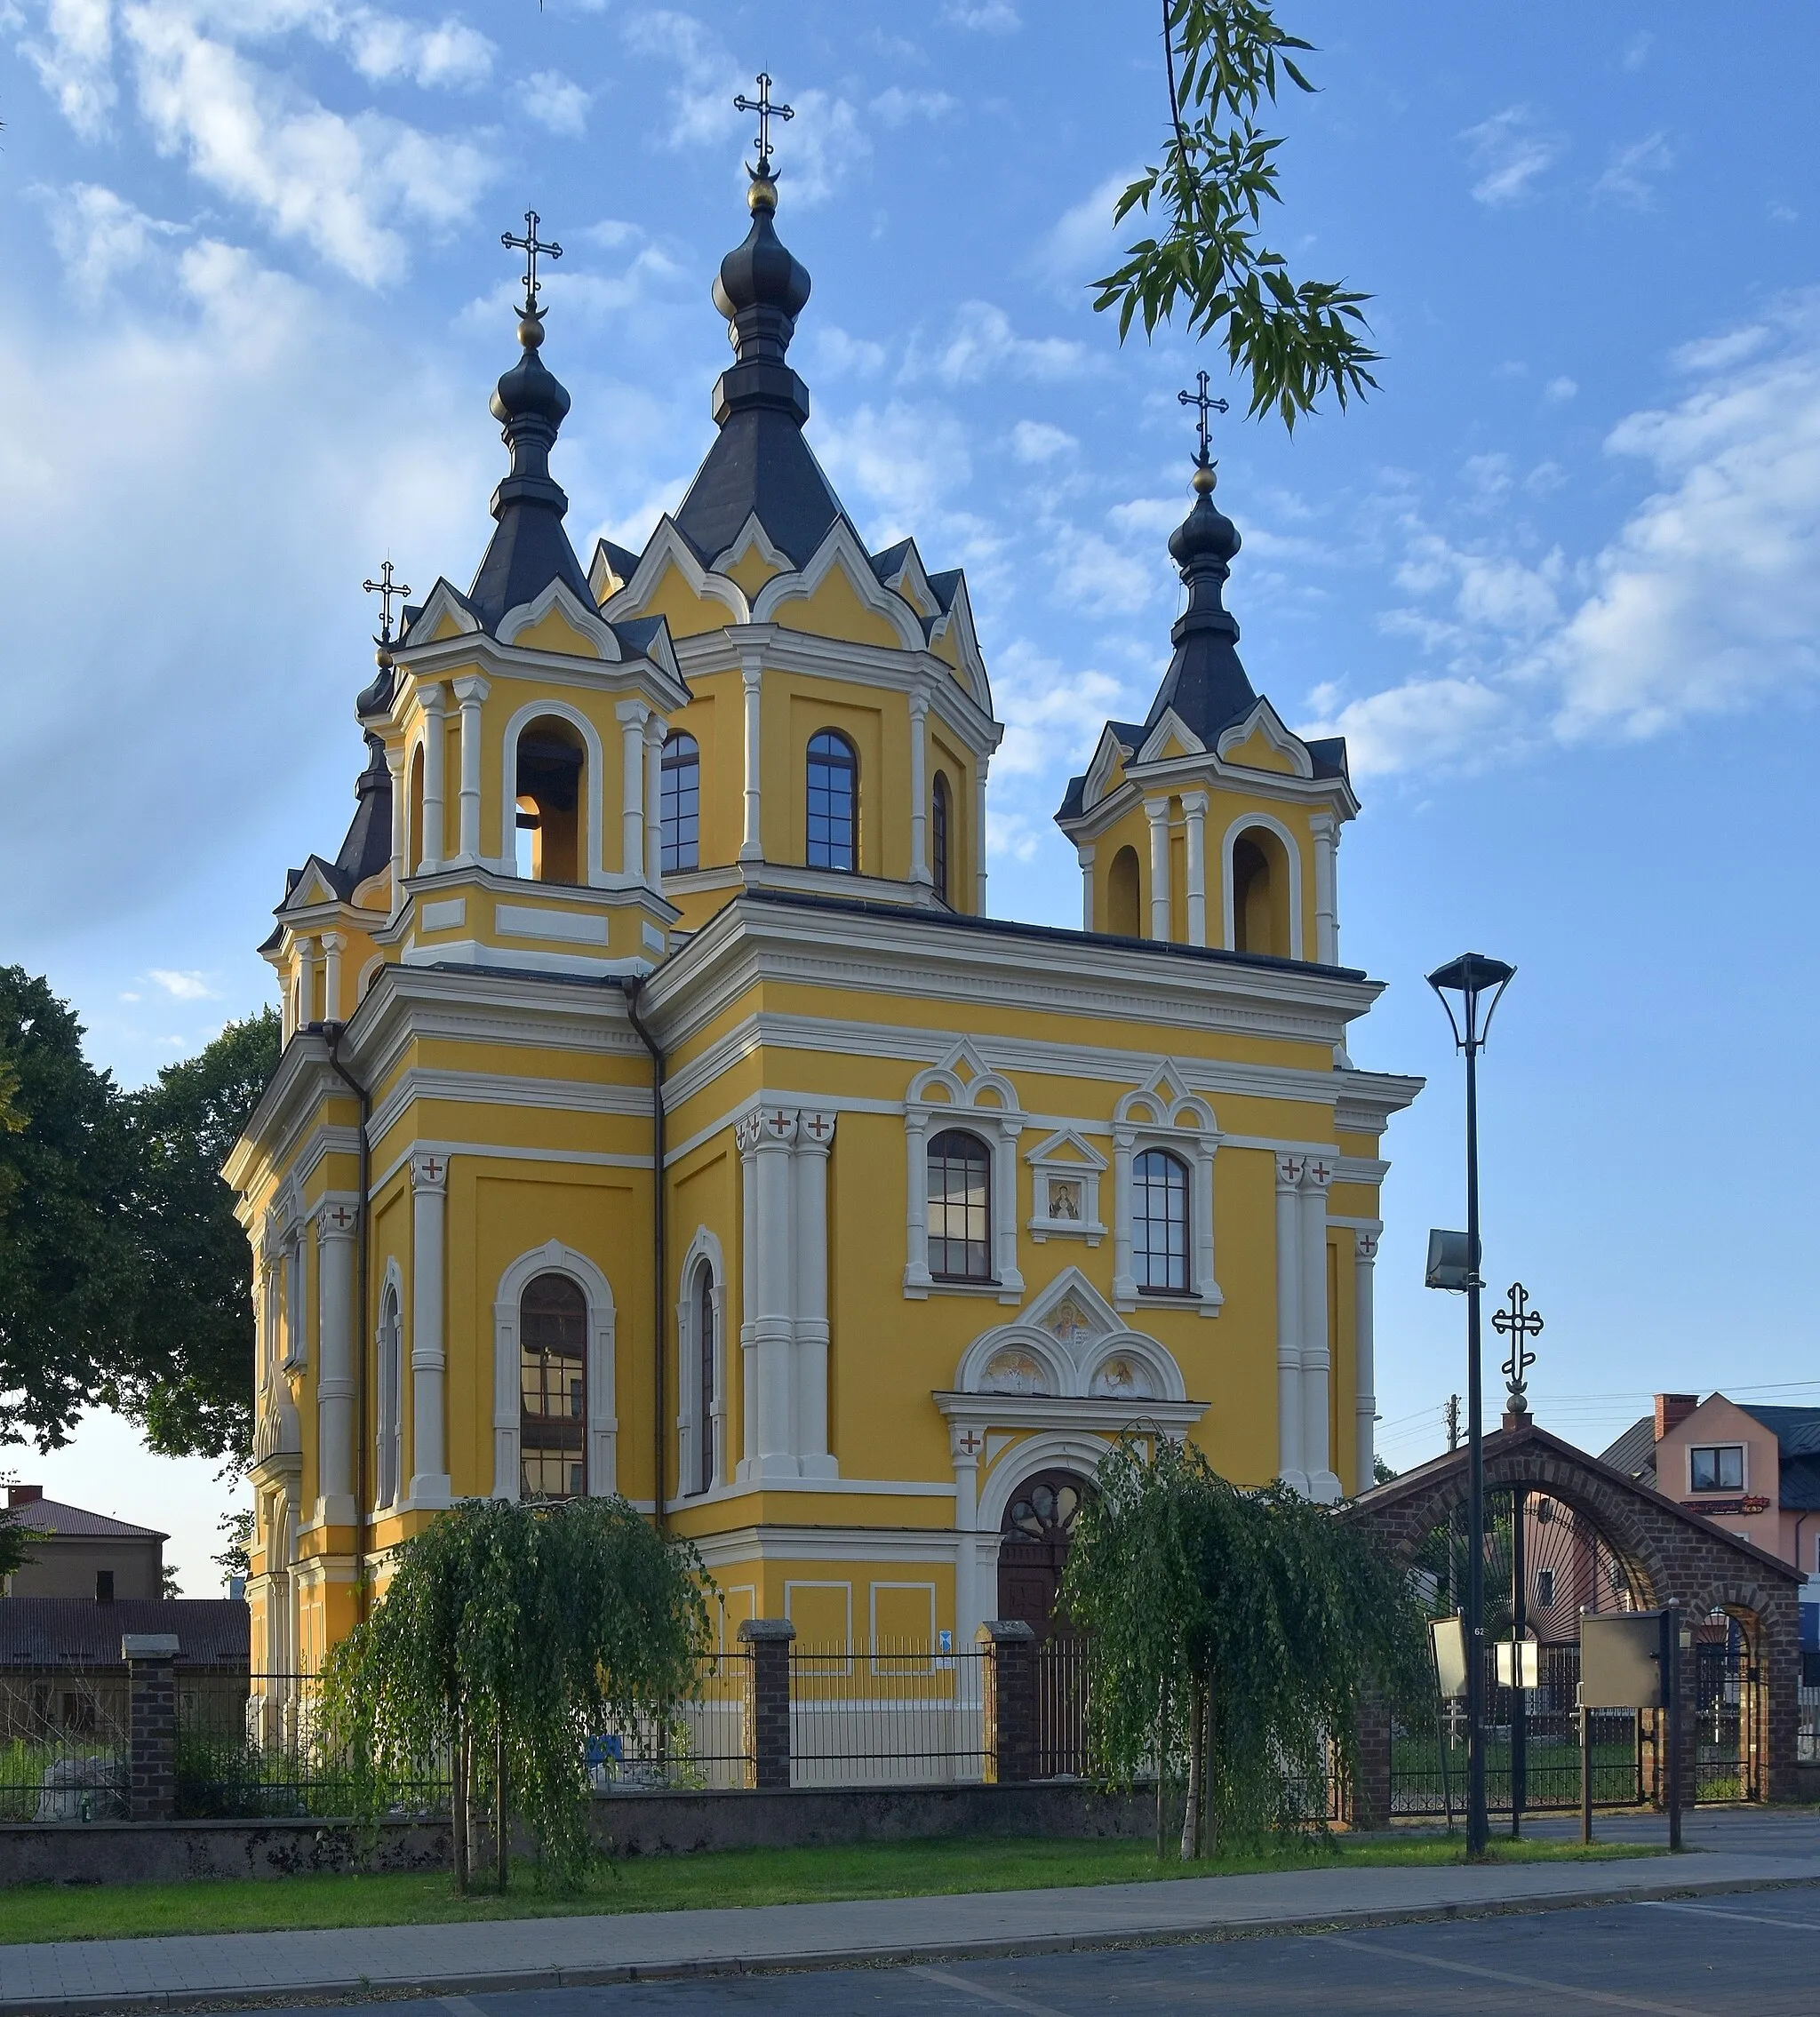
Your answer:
(227, 159), (1421, 1675)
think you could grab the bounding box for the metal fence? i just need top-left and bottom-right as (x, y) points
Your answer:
(788, 1642), (991, 1786)
(0, 1668), (131, 1822)
(587, 1651), (752, 1792)
(1800, 1685), (1820, 1766)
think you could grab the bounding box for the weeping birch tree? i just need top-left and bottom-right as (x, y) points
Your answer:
(321, 1496), (712, 1891)
(1061, 1436), (1425, 1858)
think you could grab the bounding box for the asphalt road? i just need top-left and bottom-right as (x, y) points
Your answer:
(244, 1881), (1820, 2015)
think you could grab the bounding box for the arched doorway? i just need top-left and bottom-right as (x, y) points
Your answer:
(996, 1468), (1088, 1638)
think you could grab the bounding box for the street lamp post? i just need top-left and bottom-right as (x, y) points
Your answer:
(1428, 953), (1515, 1860)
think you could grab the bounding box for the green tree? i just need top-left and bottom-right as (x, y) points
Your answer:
(1094, 0), (1379, 429)
(322, 1496), (714, 1892)
(1061, 1436), (1425, 1857)
(0, 1502), (42, 1583)
(110, 1008), (281, 1460)
(0, 968), (136, 1447)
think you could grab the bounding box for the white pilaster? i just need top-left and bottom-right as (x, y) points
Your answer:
(1183, 790), (1209, 947)
(643, 714), (666, 889)
(951, 1420), (984, 1647)
(1354, 1230), (1380, 1496)
(1111, 1127), (1137, 1306)
(908, 691), (931, 889)
(1273, 1154), (1308, 1495)
(737, 1108), (800, 1482)
(451, 674), (489, 866)
(616, 699), (651, 883)
(1145, 795), (1171, 941)
(973, 758), (989, 913)
(409, 1151), (451, 1507)
(1312, 812), (1339, 966)
(740, 653), (764, 862)
(1076, 844), (1095, 932)
(295, 937), (317, 1031)
(313, 1195), (360, 1527)
(902, 1112), (932, 1296)
(385, 744), (406, 907)
(1299, 1155), (1339, 1503)
(994, 1118), (1026, 1298)
(321, 933), (343, 1025)
(794, 1109), (837, 1478)
(418, 689), (445, 874)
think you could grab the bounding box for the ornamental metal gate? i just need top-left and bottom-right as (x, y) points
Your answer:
(1695, 1629), (1762, 1802)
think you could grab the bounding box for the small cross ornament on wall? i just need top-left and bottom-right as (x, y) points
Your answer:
(733, 71), (794, 175)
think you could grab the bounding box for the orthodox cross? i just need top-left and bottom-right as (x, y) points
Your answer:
(1178, 368), (1229, 466)
(734, 71), (794, 175)
(501, 209), (563, 313)
(363, 559), (411, 643)
(1492, 1281), (1544, 1398)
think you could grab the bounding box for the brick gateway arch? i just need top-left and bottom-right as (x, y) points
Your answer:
(1344, 1417), (1804, 1824)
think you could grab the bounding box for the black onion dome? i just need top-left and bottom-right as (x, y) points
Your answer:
(706, 181), (812, 428)
(1141, 473), (1257, 741)
(1168, 486), (1241, 570)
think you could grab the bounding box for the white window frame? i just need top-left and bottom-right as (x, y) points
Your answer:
(1111, 1067), (1222, 1316)
(1025, 1128), (1107, 1246)
(375, 1264), (404, 1511)
(675, 1226), (725, 1501)
(1688, 1442), (1745, 1494)
(491, 1240), (618, 1500)
(903, 1045), (1025, 1304)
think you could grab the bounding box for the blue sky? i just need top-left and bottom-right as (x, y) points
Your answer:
(4, 1), (1817, 1584)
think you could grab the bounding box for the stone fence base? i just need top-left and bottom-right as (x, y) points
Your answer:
(0, 1782), (1155, 1887)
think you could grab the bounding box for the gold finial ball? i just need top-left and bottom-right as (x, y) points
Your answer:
(1191, 462), (1217, 496)
(517, 307), (545, 349)
(747, 173), (778, 213)
(375, 643), (395, 671)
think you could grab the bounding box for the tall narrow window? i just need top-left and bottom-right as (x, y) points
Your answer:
(1133, 1149), (1189, 1294)
(661, 731), (700, 873)
(931, 771), (951, 904)
(697, 1264), (715, 1495)
(520, 1271), (587, 1499)
(928, 1128), (992, 1280)
(514, 722), (585, 884)
(806, 729), (858, 872)
(375, 1283), (402, 1510)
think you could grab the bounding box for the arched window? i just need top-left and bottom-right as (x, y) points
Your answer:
(928, 1128), (992, 1280)
(696, 1263), (715, 1495)
(375, 1281), (402, 1510)
(406, 742), (425, 877)
(661, 731), (700, 873)
(514, 721), (585, 885)
(931, 771), (952, 904)
(1107, 845), (1142, 937)
(1231, 826), (1291, 957)
(1132, 1148), (1190, 1295)
(519, 1271), (587, 1498)
(806, 729), (858, 872)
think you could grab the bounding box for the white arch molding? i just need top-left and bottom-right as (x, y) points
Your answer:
(675, 1224), (727, 1503)
(496, 698), (611, 885)
(491, 1240), (618, 1499)
(1219, 809), (1305, 961)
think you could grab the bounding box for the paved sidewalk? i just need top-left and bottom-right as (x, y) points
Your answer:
(8, 1836), (1820, 2016)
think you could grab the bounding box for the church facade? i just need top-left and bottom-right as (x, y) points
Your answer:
(227, 166), (1421, 1674)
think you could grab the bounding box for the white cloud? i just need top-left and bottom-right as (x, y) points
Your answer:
(814, 401), (971, 533)
(1593, 132), (1673, 211)
(1621, 29), (1653, 71)
(927, 301), (1087, 385)
(1054, 528), (1153, 617)
(516, 68), (590, 137)
(989, 638), (1130, 779)
(942, 0), (1018, 28)
(20, 0), (117, 137)
(1010, 419), (1076, 464)
(1032, 169), (1136, 293)
(870, 85), (956, 128)
(624, 9), (743, 149)
(1672, 325), (1768, 375)
(1298, 678), (1512, 778)
(809, 325), (887, 379)
(1461, 107), (1564, 208)
(41, 182), (184, 301)
(780, 89), (869, 207)
(148, 969), (218, 1001)
(1544, 375), (1578, 404)
(338, 12), (492, 89)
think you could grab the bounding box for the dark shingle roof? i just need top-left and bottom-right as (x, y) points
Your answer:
(6, 1498), (165, 1541)
(673, 408), (847, 570)
(1740, 1405), (1820, 1459)
(1600, 1415), (1657, 1487)
(0, 1599), (248, 1667)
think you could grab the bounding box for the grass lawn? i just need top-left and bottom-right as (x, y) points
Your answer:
(0, 1831), (1666, 1946)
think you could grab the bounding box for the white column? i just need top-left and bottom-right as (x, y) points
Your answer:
(794, 1109), (837, 1478)
(321, 933), (344, 1025)
(1299, 1157), (1339, 1503)
(418, 689), (445, 874)
(908, 691), (931, 889)
(644, 714), (666, 888)
(973, 758), (989, 913)
(1145, 795), (1171, 941)
(902, 1112), (932, 1296)
(737, 1107), (800, 1481)
(313, 1195), (359, 1527)
(409, 1151), (451, 1506)
(1077, 845), (1095, 932)
(296, 937), (317, 1029)
(1354, 1230), (1379, 1495)
(451, 674), (489, 866)
(994, 1120), (1025, 1298)
(385, 744), (406, 905)
(1111, 1128), (1137, 1307)
(740, 653), (764, 862)
(951, 1422), (983, 1647)
(1312, 813), (1338, 965)
(616, 699), (651, 882)
(1183, 791), (1209, 947)
(1273, 1154), (1308, 1495)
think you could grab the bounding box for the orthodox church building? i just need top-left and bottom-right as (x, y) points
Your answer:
(227, 155), (1421, 1672)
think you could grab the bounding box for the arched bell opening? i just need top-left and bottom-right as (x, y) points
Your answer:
(1106, 845), (1141, 937)
(515, 718), (586, 884)
(1230, 825), (1291, 957)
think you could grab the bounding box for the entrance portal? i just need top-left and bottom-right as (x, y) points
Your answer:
(995, 1469), (1088, 1638)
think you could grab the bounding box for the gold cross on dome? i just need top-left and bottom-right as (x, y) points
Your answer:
(363, 559), (411, 643)
(501, 209), (563, 314)
(1178, 369), (1229, 466)
(734, 71), (794, 175)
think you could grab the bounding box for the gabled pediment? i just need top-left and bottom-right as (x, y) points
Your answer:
(587, 538), (642, 606)
(279, 857), (345, 913)
(712, 513), (793, 599)
(873, 538), (938, 620)
(407, 578), (481, 646)
(908, 1037), (1020, 1112)
(1137, 707), (1206, 766)
(752, 519), (928, 653)
(1114, 1060), (1217, 1134)
(603, 516), (749, 635)
(1081, 723), (1136, 815)
(1217, 698), (1313, 778)
(497, 577), (621, 661)
(1025, 1127), (1108, 1173)
(923, 570), (993, 714)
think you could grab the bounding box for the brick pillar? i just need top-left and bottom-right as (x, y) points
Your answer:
(738, 1618), (794, 1790)
(124, 1633), (180, 1822)
(1349, 1686), (1393, 1830)
(1762, 1603), (1800, 1803)
(977, 1619), (1037, 1784)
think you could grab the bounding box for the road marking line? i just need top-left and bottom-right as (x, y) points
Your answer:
(1636, 1900), (1820, 1932)
(1323, 1934), (1706, 2016)
(911, 1964), (1076, 2016)
(440, 1999), (491, 2017)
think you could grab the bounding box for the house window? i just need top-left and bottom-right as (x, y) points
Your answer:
(1690, 1444), (1744, 1493)
(806, 730), (858, 871)
(931, 771), (951, 903)
(696, 1263), (715, 1496)
(1132, 1148), (1189, 1294)
(520, 1272), (587, 1499)
(1536, 1569), (1556, 1609)
(928, 1129), (992, 1280)
(661, 731), (700, 873)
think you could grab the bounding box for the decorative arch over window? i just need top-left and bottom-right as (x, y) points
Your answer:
(661, 731), (700, 873)
(1221, 813), (1303, 960)
(1106, 845), (1142, 937)
(806, 729), (858, 872)
(498, 701), (608, 885)
(491, 1241), (617, 1499)
(675, 1225), (725, 1501)
(903, 1040), (1025, 1302)
(375, 1265), (404, 1510)
(1112, 1065), (1223, 1314)
(931, 770), (952, 905)
(1132, 1148), (1190, 1295)
(928, 1128), (992, 1281)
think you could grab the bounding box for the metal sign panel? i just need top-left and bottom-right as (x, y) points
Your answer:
(1496, 1638), (1540, 1689)
(1581, 1610), (1664, 1709)
(1430, 1614), (1468, 1700)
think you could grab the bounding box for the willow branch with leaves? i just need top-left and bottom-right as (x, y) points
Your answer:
(1094, 0), (1380, 430)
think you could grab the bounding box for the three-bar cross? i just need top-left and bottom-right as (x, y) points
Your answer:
(1178, 368), (1229, 466)
(363, 559), (411, 644)
(502, 209), (563, 314)
(1492, 1281), (1544, 1397)
(734, 71), (794, 175)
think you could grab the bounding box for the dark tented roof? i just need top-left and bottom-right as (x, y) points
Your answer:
(0, 1599), (248, 1668)
(673, 408), (847, 570)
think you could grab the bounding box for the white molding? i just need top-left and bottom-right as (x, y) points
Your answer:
(491, 1240), (618, 1501)
(1219, 809), (1305, 960)
(675, 1224), (726, 1501)
(603, 514), (751, 628)
(1024, 1128), (1107, 1245)
(365, 1065), (649, 1157)
(1138, 708), (1206, 763)
(904, 1040), (1025, 1302)
(1112, 1063), (1222, 1314)
(495, 902), (611, 945)
(1216, 697), (1316, 778)
(750, 519), (927, 654)
(949, 1266), (1188, 1404)
(496, 695), (609, 886)
(495, 575), (621, 660)
(710, 512), (793, 578)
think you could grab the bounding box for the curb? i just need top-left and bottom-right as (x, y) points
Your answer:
(6, 1867), (1819, 2016)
